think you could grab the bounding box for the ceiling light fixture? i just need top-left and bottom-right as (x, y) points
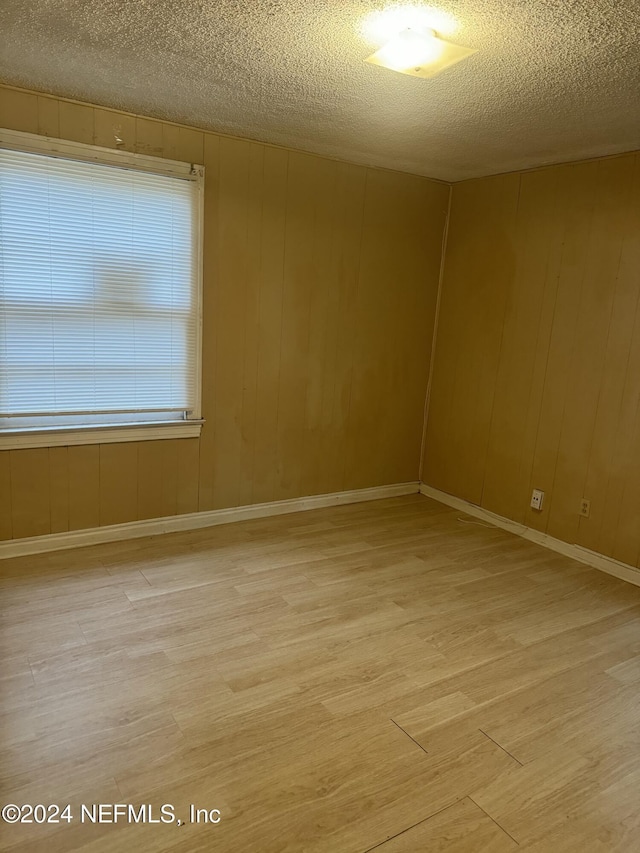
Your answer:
(365, 26), (476, 78)
(362, 5), (457, 42)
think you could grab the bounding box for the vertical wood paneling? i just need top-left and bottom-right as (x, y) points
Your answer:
(250, 146), (288, 504)
(421, 183), (479, 496)
(423, 151), (640, 566)
(99, 444), (138, 526)
(546, 157), (632, 544)
(516, 168), (573, 531)
(134, 117), (164, 157)
(315, 162), (365, 496)
(276, 152), (316, 500)
(388, 175), (450, 484)
(423, 174), (520, 503)
(2, 84), (446, 541)
(58, 101), (94, 144)
(615, 393), (640, 568)
(177, 438), (200, 514)
(522, 162), (599, 532)
(0, 452), (12, 540)
(601, 291), (640, 562)
(212, 137), (251, 508)
(137, 441), (179, 521)
(159, 439), (180, 517)
(67, 446), (100, 530)
(37, 96), (59, 137)
(137, 440), (164, 521)
(300, 155), (338, 496)
(48, 447), (69, 533)
(330, 165), (369, 492)
(578, 154), (640, 557)
(0, 87), (38, 132)
(161, 125), (204, 163)
(606, 154), (640, 567)
(347, 170), (449, 490)
(197, 132), (220, 511)
(93, 108), (136, 151)
(482, 170), (558, 521)
(237, 143), (265, 507)
(343, 167), (385, 491)
(10, 449), (50, 539)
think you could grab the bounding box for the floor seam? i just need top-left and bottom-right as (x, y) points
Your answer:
(390, 718), (428, 755)
(360, 798), (463, 853)
(479, 727), (524, 766)
(468, 795), (520, 846)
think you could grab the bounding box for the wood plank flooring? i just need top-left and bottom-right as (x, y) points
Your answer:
(1, 494), (640, 852)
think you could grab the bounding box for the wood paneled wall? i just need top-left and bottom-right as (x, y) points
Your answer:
(422, 151), (640, 568)
(0, 85), (449, 540)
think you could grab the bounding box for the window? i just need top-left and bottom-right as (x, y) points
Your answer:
(0, 129), (204, 449)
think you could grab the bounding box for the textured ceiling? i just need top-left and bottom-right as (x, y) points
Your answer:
(1, 1), (639, 181)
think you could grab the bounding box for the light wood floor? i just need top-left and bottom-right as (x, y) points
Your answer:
(2, 494), (640, 852)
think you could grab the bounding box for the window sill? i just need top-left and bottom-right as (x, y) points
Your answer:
(0, 419), (204, 450)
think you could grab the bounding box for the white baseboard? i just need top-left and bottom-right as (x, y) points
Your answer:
(420, 483), (640, 589)
(0, 482), (420, 560)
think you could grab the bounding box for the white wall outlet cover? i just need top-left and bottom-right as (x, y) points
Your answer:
(531, 489), (545, 511)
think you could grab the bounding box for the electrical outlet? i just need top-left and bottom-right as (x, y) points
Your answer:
(530, 489), (544, 511)
(580, 499), (590, 518)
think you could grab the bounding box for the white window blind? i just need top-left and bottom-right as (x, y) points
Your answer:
(0, 141), (202, 436)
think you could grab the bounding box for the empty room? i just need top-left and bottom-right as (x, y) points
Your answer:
(1, 1), (639, 850)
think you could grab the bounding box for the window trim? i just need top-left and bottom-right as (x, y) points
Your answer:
(0, 128), (205, 449)
(1, 420), (205, 450)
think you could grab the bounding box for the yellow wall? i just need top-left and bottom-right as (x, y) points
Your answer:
(0, 85), (450, 540)
(5, 83), (637, 568)
(422, 151), (640, 568)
